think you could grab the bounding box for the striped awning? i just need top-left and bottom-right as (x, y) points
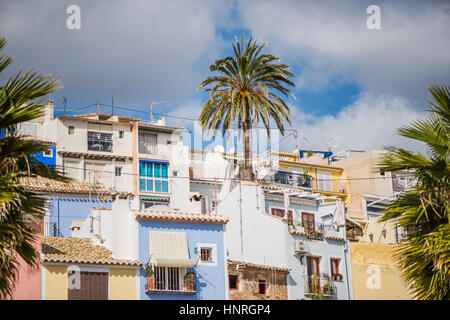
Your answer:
(149, 231), (195, 268)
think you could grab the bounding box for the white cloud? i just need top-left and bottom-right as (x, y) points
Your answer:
(0, 0), (232, 105)
(283, 93), (427, 153)
(237, 0), (450, 104)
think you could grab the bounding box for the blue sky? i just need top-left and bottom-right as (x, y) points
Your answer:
(1, 0), (449, 153)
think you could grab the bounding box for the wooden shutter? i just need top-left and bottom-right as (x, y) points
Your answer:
(68, 271), (108, 300)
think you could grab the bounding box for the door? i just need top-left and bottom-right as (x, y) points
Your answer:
(302, 212), (315, 233)
(68, 271), (108, 300)
(306, 256), (321, 290)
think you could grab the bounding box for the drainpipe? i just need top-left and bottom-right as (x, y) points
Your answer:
(343, 238), (352, 300)
(57, 196), (60, 237)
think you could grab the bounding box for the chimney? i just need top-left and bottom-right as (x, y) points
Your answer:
(45, 100), (54, 122)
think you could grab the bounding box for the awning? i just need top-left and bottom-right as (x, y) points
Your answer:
(346, 217), (363, 236)
(140, 196), (169, 201)
(150, 231), (195, 268)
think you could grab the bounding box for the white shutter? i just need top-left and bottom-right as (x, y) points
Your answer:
(317, 170), (332, 191)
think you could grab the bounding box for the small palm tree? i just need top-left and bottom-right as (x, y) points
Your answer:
(378, 85), (450, 300)
(197, 37), (295, 180)
(0, 35), (66, 299)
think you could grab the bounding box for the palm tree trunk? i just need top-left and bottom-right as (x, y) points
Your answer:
(242, 122), (255, 181)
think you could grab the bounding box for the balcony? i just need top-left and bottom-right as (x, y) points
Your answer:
(145, 266), (196, 295)
(305, 274), (335, 299)
(271, 170), (313, 189)
(87, 132), (113, 152)
(289, 221), (343, 241)
(392, 175), (416, 193)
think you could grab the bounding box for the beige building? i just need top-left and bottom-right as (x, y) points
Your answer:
(330, 150), (415, 299)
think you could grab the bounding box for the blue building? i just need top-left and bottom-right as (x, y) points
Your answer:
(136, 210), (228, 300)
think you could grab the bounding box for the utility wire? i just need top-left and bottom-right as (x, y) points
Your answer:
(57, 164), (402, 182)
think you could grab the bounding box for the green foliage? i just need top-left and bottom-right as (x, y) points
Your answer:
(197, 37), (295, 179)
(0, 35), (66, 299)
(378, 85), (450, 300)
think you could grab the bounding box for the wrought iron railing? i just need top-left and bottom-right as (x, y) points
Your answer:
(271, 170), (313, 189)
(145, 266), (196, 294)
(305, 273), (335, 298)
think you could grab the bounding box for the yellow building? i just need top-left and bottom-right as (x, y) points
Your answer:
(265, 150), (348, 201)
(41, 237), (141, 300)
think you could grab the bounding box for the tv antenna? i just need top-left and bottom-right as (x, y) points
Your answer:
(326, 136), (338, 152)
(150, 100), (167, 123)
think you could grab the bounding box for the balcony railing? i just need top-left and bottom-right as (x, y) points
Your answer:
(392, 176), (416, 192)
(271, 170), (313, 189)
(87, 132), (113, 152)
(145, 266), (196, 295)
(305, 274), (335, 298)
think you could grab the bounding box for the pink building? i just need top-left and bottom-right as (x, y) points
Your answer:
(8, 224), (42, 300)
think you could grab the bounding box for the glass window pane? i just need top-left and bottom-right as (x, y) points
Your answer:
(147, 163), (153, 177)
(140, 162), (146, 177)
(139, 179), (146, 191)
(147, 179), (153, 192)
(155, 180), (161, 192)
(162, 181), (168, 193)
(161, 164), (168, 178)
(154, 164), (161, 178)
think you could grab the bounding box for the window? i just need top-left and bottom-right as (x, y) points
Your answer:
(229, 274), (239, 290)
(317, 170), (332, 192)
(200, 197), (208, 214)
(115, 167), (122, 177)
(258, 280), (267, 295)
(119, 130), (124, 138)
(307, 256), (321, 290)
(43, 148), (53, 157)
(140, 200), (168, 210)
(68, 126), (74, 135)
(138, 132), (157, 154)
(87, 131), (113, 152)
(139, 162), (169, 193)
(200, 248), (212, 262)
(302, 212), (315, 232)
(330, 258), (341, 279)
(197, 243), (217, 266)
(270, 208), (293, 222)
(211, 200), (219, 212)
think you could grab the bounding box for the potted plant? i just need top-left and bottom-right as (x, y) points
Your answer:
(145, 263), (155, 290)
(322, 273), (333, 295)
(184, 272), (196, 291)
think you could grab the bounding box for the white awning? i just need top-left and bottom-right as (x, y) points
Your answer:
(150, 231), (195, 268)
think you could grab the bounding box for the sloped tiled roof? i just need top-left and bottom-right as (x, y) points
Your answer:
(20, 176), (131, 198)
(41, 237), (142, 266)
(135, 210), (228, 224)
(228, 260), (290, 273)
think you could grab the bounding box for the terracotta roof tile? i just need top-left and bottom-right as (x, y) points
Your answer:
(135, 210), (228, 224)
(228, 260), (290, 273)
(20, 176), (131, 198)
(41, 237), (142, 266)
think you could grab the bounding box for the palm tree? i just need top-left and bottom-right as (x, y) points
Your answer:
(0, 35), (66, 299)
(197, 37), (295, 180)
(378, 85), (450, 300)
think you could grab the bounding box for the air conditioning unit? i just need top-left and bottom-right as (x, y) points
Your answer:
(293, 240), (308, 255)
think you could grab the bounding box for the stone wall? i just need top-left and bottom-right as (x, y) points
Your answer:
(228, 265), (288, 300)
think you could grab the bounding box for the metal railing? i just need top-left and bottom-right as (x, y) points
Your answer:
(146, 266), (196, 294)
(271, 170), (313, 189)
(305, 274), (335, 297)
